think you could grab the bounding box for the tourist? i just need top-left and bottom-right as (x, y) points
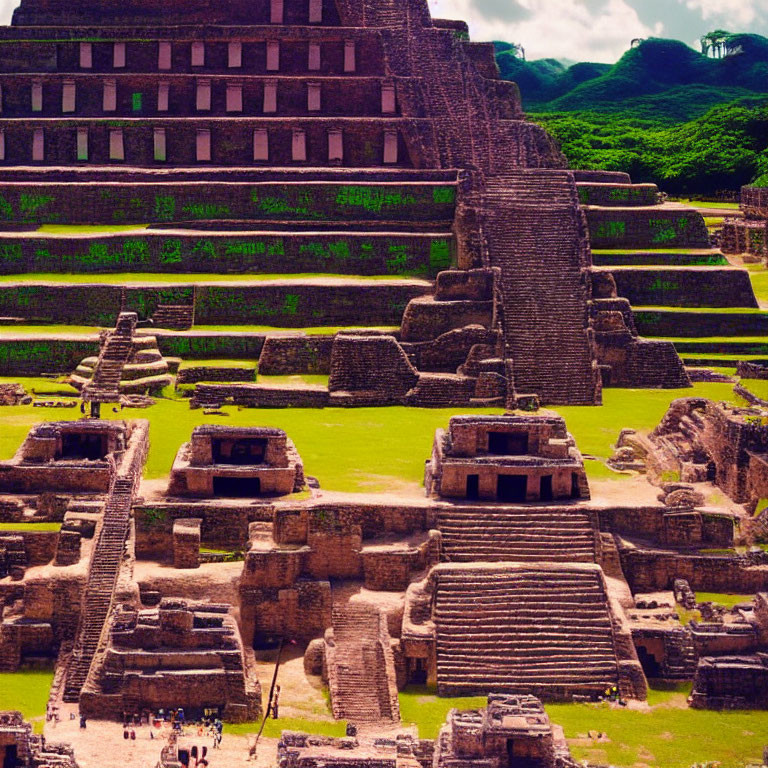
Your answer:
(271, 685), (281, 719)
(79, 714), (87, 729)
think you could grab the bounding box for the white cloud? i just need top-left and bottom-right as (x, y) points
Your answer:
(427, 0), (663, 62)
(0, 0), (15, 25)
(683, 0), (762, 27)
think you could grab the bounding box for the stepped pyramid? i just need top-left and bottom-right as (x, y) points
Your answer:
(0, 0), (689, 405)
(70, 313), (172, 398)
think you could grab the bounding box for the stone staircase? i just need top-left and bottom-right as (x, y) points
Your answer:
(482, 169), (600, 405)
(326, 604), (400, 724)
(63, 473), (137, 702)
(82, 312), (137, 403)
(151, 303), (195, 331)
(432, 564), (621, 697)
(437, 506), (599, 563)
(664, 628), (699, 679)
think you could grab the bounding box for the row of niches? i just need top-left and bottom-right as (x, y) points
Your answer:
(0, 37), (373, 75)
(0, 124), (405, 165)
(1, 77), (398, 117)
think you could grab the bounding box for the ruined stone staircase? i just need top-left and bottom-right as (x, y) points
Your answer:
(151, 303), (195, 331)
(63, 473), (136, 702)
(82, 313), (137, 403)
(326, 604), (399, 724)
(432, 564), (621, 697)
(482, 169), (600, 405)
(437, 506), (599, 563)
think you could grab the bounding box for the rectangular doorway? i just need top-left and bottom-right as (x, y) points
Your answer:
(466, 474), (479, 500)
(497, 475), (527, 502)
(540, 475), (553, 501)
(212, 476), (261, 497)
(488, 431), (529, 455)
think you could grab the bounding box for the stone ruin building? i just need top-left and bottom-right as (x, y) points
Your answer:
(425, 413), (590, 502)
(0, 0), (766, 762)
(722, 185), (768, 263)
(0, 0), (733, 411)
(79, 598), (261, 722)
(0, 419), (134, 493)
(608, 397), (768, 709)
(0, 711), (79, 768)
(277, 694), (576, 768)
(167, 425), (305, 497)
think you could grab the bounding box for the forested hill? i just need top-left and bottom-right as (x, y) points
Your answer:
(493, 36), (768, 192)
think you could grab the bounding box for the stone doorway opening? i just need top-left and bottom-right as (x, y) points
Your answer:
(488, 431), (528, 455)
(497, 475), (526, 502)
(466, 474), (479, 500)
(59, 432), (108, 460)
(212, 476), (261, 497)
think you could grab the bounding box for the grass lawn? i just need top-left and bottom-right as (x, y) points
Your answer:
(634, 306), (767, 315)
(741, 378), (768, 401)
(400, 683), (766, 768)
(0, 522), (61, 531)
(0, 325), (101, 337)
(695, 592), (756, 608)
(0, 380), (736, 490)
(747, 265), (768, 307)
(0, 669), (54, 728)
(37, 224), (150, 233)
(673, 200), (741, 210)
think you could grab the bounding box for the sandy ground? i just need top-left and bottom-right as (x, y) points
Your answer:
(45, 702), (278, 768)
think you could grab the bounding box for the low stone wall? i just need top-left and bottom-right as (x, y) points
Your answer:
(134, 502), (273, 560)
(0, 281), (427, 327)
(635, 310), (768, 339)
(0, 338), (98, 375)
(577, 183), (658, 207)
(741, 185), (768, 218)
(597, 506), (734, 549)
(176, 366), (256, 385)
(620, 548), (768, 593)
(573, 170), (631, 184)
(586, 208), (710, 249)
(155, 333), (265, 360)
(609, 268), (758, 309)
(258, 336), (334, 375)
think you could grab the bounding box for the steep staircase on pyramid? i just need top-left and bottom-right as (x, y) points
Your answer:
(62, 430), (147, 703)
(482, 169), (601, 405)
(431, 563), (622, 699)
(325, 604), (400, 724)
(437, 505), (600, 564)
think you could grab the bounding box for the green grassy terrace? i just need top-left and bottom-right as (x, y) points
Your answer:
(0, 378), (737, 489)
(0, 522), (61, 531)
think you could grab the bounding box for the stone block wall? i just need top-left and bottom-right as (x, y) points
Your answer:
(586, 208), (710, 249)
(0, 231), (454, 277)
(0, 181), (456, 225)
(577, 183), (658, 207)
(609, 268), (758, 308)
(172, 518), (201, 569)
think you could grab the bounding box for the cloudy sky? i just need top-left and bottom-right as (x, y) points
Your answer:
(0, 0), (763, 63)
(426, 0), (768, 62)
